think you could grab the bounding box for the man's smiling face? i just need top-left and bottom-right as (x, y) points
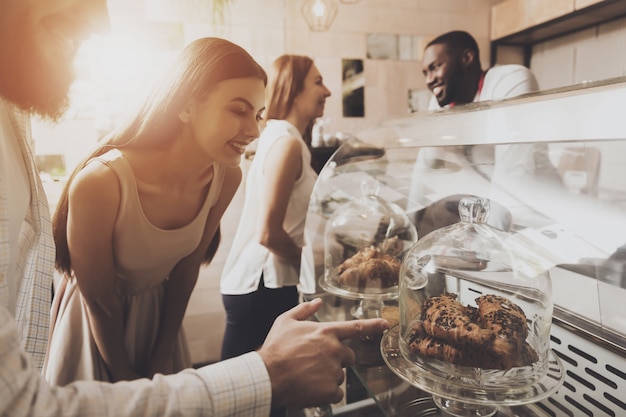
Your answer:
(422, 43), (464, 107)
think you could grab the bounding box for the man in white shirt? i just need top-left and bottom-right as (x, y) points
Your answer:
(408, 31), (562, 238)
(423, 31), (536, 109)
(0, 1), (388, 416)
(421, 30), (561, 183)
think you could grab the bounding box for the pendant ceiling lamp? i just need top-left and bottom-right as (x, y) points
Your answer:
(301, 0), (338, 32)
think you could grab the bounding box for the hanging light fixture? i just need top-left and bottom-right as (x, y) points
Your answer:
(301, 0), (338, 32)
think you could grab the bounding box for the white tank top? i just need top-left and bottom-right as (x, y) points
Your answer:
(91, 149), (225, 293)
(221, 120), (317, 294)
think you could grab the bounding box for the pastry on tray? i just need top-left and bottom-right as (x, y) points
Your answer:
(407, 293), (538, 370)
(336, 247), (401, 289)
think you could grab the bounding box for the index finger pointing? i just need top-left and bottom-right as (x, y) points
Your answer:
(326, 318), (390, 340)
(280, 297), (323, 322)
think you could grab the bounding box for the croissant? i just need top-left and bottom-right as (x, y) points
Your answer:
(336, 247), (400, 289)
(420, 294), (494, 348)
(408, 293), (538, 370)
(475, 294), (530, 368)
(407, 321), (502, 368)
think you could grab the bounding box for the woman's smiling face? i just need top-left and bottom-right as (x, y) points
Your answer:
(182, 77), (266, 167)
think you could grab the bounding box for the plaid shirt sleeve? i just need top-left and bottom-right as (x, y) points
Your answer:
(0, 305), (272, 417)
(0, 101), (54, 371)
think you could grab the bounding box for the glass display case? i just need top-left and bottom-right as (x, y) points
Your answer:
(302, 77), (626, 417)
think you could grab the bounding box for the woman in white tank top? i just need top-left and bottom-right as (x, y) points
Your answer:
(220, 55), (331, 381)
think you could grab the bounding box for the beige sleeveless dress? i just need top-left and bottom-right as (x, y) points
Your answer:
(43, 149), (225, 385)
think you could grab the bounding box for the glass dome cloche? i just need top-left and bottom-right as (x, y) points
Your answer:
(320, 180), (418, 315)
(381, 195), (564, 417)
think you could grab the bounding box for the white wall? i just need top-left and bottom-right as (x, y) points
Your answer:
(526, 16), (626, 222)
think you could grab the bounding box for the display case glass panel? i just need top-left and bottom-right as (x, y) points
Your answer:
(302, 77), (626, 417)
(304, 77), (626, 348)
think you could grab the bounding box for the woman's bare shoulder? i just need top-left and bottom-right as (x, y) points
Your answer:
(69, 158), (121, 205)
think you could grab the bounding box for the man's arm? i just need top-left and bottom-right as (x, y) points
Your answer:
(1, 304), (271, 417)
(2, 299), (388, 417)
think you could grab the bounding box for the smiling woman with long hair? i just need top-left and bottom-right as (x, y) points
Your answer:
(43, 37), (267, 385)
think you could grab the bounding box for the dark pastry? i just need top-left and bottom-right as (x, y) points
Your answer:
(407, 293), (539, 370)
(408, 321), (501, 368)
(476, 294), (529, 368)
(420, 294), (494, 348)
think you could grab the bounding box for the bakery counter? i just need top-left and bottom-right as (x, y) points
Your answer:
(301, 78), (626, 417)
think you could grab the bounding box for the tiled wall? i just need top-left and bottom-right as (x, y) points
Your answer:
(176, 0), (502, 138)
(530, 15), (626, 90)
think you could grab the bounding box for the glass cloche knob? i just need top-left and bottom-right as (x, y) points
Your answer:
(458, 195), (489, 224)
